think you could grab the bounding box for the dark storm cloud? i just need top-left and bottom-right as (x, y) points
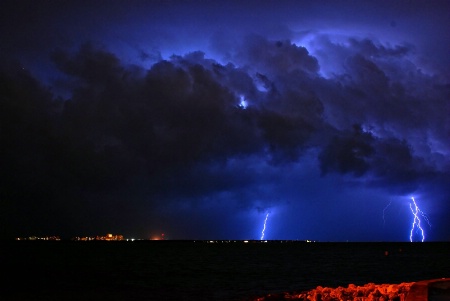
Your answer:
(51, 46), (258, 178)
(2, 33), (450, 237)
(235, 35), (320, 75)
(1, 0), (449, 240)
(46, 42), (323, 186)
(319, 125), (375, 177)
(308, 34), (449, 197)
(317, 124), (437, 194)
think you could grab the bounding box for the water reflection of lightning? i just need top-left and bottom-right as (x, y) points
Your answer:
(260, 213), (269, 240)
(409, 197), (431, 242)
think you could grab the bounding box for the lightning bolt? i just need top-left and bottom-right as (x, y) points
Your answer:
(260, 213), (269, 240)
(382, 200), (392, 227)
(409, 197), (431, 242)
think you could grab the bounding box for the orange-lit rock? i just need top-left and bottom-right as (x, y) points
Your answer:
(252, 282), (414, 300)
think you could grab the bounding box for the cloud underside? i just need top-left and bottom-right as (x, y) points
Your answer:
(1, 34), (449, 238)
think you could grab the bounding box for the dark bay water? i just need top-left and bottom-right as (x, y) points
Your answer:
(1, 241), (449, 300)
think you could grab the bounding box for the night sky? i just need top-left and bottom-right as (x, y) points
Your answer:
(1, 0), (449, 241)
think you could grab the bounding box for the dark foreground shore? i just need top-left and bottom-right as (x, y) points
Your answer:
(1, 241), (449, 300)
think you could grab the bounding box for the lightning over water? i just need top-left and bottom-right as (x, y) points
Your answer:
(382, 200), (392, 227)
(260, 213), (269, 240)
(409, 197), (431, 242)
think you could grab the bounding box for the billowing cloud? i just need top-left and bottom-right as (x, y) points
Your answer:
(1, 0), (449, 241)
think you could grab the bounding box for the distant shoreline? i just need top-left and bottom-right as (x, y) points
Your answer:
(5, 239), (450, 243)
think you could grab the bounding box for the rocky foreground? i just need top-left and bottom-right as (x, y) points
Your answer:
(251, 282), (414, 301)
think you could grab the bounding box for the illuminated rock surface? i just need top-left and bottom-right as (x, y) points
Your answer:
(252, 279), (450, 301)
(252, 282), (414, 300)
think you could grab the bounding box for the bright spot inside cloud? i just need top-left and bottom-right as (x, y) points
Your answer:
(239, 95), (248, 109)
